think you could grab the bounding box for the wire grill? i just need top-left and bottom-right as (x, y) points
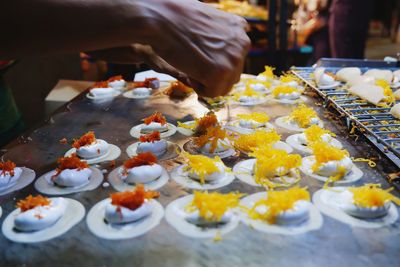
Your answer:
(291, 67), (400, 169)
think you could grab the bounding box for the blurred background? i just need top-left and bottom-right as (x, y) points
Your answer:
(3, 0), (399, 130)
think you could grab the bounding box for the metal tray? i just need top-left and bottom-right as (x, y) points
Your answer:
(291, 67), (400, 171)
(0, 84), (399, 267)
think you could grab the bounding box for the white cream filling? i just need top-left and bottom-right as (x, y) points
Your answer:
(289, 117), (320, 128)
(298, 133), (332, 146)
(89, 87), (118, 98)
(76, 139), (110, 159)
(239, 95), (260, 103)
(187, 162), (225, 182)
(105, 200), (151, 224)
(250, 83), (267, 92)
(254, 200), (310, 225)
(132, 87), (151, 97)
(0, 167), (22, 190)
(256, 75), (268, 82)
(252, 163), (293, 178)
(392, 76), (399, 85)
(318, 74), (335, 86)
(137, 140), (167, 157)
(339, 190), (390, 219)
(120, 164), (162, 184)
(14, 198), (67, 232)
(53, 168), (92, 187)
(140, 122), (168, 133)
(185, 210), (232, 226)
(108, 79), (126, 89)
(315, 157), (353, 177)
(238, 119), (264, 129)
(200, 138), (231, 154)
(282, 81), (298, 87)
(276, 92), (300, 100)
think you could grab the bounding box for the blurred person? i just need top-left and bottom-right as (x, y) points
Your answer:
(294, 0), (331, 62)
(329, 0), (373, 58)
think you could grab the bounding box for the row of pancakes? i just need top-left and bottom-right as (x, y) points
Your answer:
(1, 68), (399, 241)
(1, 107), (397, 240)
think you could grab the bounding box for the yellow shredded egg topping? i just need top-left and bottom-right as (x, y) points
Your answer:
(279, 74), (300, 84)
(237, 112), (270, 124)
(250, 147), (302, 188)
(272, 85), (299, 97)
(310, 141), (349, 172)
(375, 79), (395, 105)
(186, 191), (243, 221)
(304, 125), (336, 143)
(323, 165), (347, 188)
(177, 121), (195, 130)
(248, 79), (271, 89)
(247, 187), (310, 224)
(349, 184), (400, 208)
(258, 66), (275, 79)
(234, 129), (280, 153)
(288, 104), (319, 128)
(232, 84), (263, 101)
(182, 152), (228, 184)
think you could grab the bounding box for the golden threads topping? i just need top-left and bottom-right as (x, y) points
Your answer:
(349, 184), (400, 208)
(288, 104), (319, 128)
(186, 191), (243, 221)
(247, 187), (310, 224)
(234, 130), (280, 153)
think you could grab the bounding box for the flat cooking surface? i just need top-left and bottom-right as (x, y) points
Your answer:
(0, 85), (399, 267)
(291, 67), (400, 170)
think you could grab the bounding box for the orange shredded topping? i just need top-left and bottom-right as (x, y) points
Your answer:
(107, 75), (123, 82)
(109, 160), (116, 169)
(91, 81), (109, 88)
(123, 152), (157, 170)
(17, 195), (51, 212)
(194, 112), (219, 136)
(59, 138), (68, 145)
(143, 112), (167, 125)
(0, 160), (16, 176)
(139, 131), (161, 142)
(110, 184), (160, 211)
(54, 154), (89, 176)
(164, 81), (193, 98)
(194, 126), (227, 153)
(326, 72), (336, 79)
(133, 77), (159, 88)
(72, 131), (96, 149)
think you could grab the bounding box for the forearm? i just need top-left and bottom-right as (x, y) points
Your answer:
(0, 0), (250, 97)
(0, 0), (158, 59)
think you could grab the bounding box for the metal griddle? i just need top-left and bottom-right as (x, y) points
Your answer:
(0, 80), (399, 267)
(291, 66), (400, 178)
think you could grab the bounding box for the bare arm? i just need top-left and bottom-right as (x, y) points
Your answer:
(0, 0), (250, 97)
(0, 0), (156, 58)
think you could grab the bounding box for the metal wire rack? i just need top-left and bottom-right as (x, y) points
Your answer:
(291, 67), (400, 169)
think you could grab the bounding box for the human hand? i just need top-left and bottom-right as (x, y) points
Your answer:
(141, 0), (250, 97)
